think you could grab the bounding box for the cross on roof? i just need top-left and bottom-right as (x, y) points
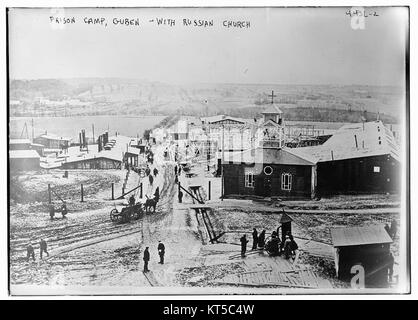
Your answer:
(268, 90), (277, 104)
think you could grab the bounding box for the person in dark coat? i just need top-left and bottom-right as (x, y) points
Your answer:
(283, 235), (292, 259)
(39, 239), (49, 259)
(149, 174), (154, 185)
(143, 247), (150, 272)
(26, 243), (35, 262)
(257, 230), (266, 249)
(153, 168), (159, 177)
(129, 194), (135, 206)
(240, 234), (249, 257)
(153, 187), (160, 203)
(145, 166), (151, 176)
(289, 235), (298, 255)
(390, 220), (397, 239)
(178, 190), (183, 203)
(174, 165), (178, 175)
(158, 241), (165, 264)
(252, 228), (258, 250)
(386, 252), (395, 283)
(178, 165), (182, 176)
(61, 203), (68, 218)
(49, 205), (55, 220)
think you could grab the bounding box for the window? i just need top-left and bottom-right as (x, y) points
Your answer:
(245, 172), (254, 188)
(281, 173), (292, 191)
(373, 166), (380, 173)
(264, 166), (273, 175)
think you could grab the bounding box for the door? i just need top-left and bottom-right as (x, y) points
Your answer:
(264, 177), (272, 197)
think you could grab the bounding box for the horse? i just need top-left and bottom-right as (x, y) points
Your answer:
(144, 195), (158, 213)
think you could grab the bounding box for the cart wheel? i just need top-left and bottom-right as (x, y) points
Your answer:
(110, 208), (118, 222)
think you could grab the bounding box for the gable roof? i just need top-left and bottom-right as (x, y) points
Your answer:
(287, 121), (400, 163)
(331, 225), (393, 247)
(10, 139), (31, 145)
(9, 150), (40, 159)
(224, 147), (316, 166)
(262, 104), (283, 114)
(280, 212), (293, 224)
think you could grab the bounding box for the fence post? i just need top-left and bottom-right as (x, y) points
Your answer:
(81, 184), (84, 202)
(208, 180), (211, 201)
(48, 184), (51, 204)
(111, 183), (114, 200)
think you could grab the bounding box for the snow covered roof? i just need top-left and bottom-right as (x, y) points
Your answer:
(288, 121), (400, 163)
(64, 151), (122, 164)
(262, 104), (284, 114)
(9, 150), (40, 159)
(10, 139), (31, 145)
(36, 133), (71, 141)
(201, 115), (250, 125)
(331, 225), (392, 247)
(224, 147), (316, 166)
(63, 134), (136, 164)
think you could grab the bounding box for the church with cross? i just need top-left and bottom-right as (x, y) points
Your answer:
(222, 90), (400, 200)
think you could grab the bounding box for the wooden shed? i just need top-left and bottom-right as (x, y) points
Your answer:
(9, 150), (40, 171)
(331, 225), (393, 288)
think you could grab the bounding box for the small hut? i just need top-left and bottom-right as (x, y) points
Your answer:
(331, 225), (393, 287)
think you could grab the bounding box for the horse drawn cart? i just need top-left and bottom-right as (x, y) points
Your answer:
(110, 202), (144, 223)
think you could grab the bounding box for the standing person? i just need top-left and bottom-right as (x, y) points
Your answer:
(283, 235), (292, 259)
(258, 230), (266, 249)
(129, 194), (135, 206)
(240, 234), (249, 257)
(153, 167), (159, 177)
(153, 187), (160, 203)
(178, 190), (183, 203)
(252, 228), (258, 250)
(178, 165), (182, 176)
(289, 235), (299, 264)
(174, 165), (178, 176)
(26, 243), (35, 262)
(158, 241), (165, 264)
(149, 174), (154, 186)
(390, 220), (397, 239)
(39, 239), (49, 259)
(387, 252), (395, 283)
(49, 205), (55, 220)
(143, 247), (150, 273)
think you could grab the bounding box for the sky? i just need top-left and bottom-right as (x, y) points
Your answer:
(8, 7), (408, 86)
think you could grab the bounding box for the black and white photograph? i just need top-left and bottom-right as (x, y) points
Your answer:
(6, 5), (410, 295)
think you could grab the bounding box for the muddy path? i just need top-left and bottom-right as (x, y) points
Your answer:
(9, 156), (181, 286)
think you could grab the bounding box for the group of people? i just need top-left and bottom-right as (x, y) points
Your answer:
(239, 228), (299, 262)
(26, 239), (49, 262)
(142, 241), (166, 273)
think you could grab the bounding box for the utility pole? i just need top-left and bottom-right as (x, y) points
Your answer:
(31, 118), (34, 142)
(221, 124), (224, 201)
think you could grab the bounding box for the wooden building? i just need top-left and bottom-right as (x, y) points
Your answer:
(34, 133), (71, 150)
(61, 155), (122, 170)
(9, 139), (32, 150)
(223, 120), (400, 199)
(331, 225), (393, 287)
(9, 150), (40, 171)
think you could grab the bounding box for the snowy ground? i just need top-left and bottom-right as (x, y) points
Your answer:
(9, 141), (401, 294)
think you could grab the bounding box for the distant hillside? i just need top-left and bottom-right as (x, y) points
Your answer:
(9, 78), (403, 123)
